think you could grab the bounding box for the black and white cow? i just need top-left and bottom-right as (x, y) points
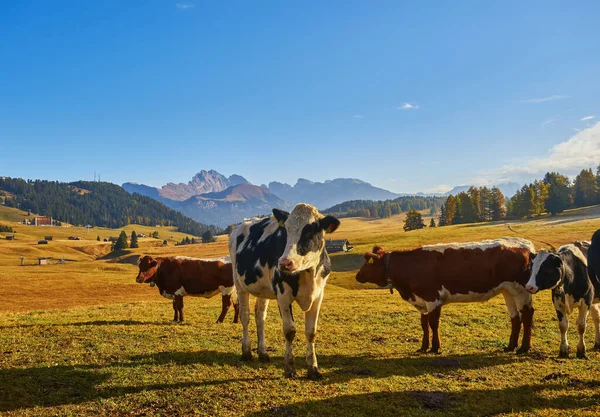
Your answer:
(526, 244), (600, 358)
(228, 203), (340, 379)
(588, 230), (600, 294)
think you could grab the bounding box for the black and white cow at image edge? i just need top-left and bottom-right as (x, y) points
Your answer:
(228, 203), (340, 379)
(526, 244), (600, 358)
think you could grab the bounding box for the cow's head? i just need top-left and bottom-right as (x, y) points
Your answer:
(274, 204), (340, 273)
(356, 246), (388, 286)
(136, 255), (159, 285)
(525, 249), (563, 294)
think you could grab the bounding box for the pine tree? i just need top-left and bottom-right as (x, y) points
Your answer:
(574, 168), (597, 207)
(403, 209), (426, 231)
(438, 204), (446, 226)
(544, 172), (571, 215)
(445, 195), (457, 225)
(202, 230), (216, 243)
(97, 235), (100, 241)
(130, 230), (139, 248)
(490, 187), (506, 220)
(429, 218), (436, 228)
(113, 231), (129, 251)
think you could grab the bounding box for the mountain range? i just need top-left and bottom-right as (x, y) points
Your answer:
(122, 170), (520, 227)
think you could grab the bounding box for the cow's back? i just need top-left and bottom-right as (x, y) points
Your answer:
(229, 217), (285, 298)
(395, 239), (534, 303)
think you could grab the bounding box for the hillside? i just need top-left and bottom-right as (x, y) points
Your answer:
(175, 184), (292, 227)
(324, 195), (447, 217)
(0, 178), (218, 236)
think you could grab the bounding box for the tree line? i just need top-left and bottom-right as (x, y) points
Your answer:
(507, 167), (600, 218)
(0, 178), (220, 236)
(324, 196), (447, 219)
(438, 165), (600, 226)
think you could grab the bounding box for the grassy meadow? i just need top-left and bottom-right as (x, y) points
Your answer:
(1, 205), (600, 416)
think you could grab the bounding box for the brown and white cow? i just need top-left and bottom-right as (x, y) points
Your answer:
(356, 238), (536, 354)
(229, 203), (340, 379)
(136, 255), (239, 323)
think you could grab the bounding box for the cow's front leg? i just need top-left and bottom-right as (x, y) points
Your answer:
(590, 304), (600, 350)
(255, 298), (270, 362)
(576, 303), (589, 359)
(428, 306), (442, 354)
(557, 308), (570, 358)
(515, 292), (534, 354)
(305, 290), (324, 380)
(417, 313), (430, 353)
(278, 294), (297, 378)
(238, 291), (252, 361)
(217, 294), (231, 323)
(502, 292), (521, 352)
(172, 299), (178, 322)
(173, 295), (184, 322)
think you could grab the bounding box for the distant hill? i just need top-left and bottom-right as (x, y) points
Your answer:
(123, 170), (249, 201)
(442, 182), (520, 198)
(173, 184), (292, 227)
(0, 177), (218, 236)
(268, 178), (400, 209)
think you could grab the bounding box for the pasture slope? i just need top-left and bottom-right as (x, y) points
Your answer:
(0, 205), (599, 416)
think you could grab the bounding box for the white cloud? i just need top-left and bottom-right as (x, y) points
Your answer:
(481, 122), (600, 181)
(352, 114), (363, 118)
(398, 103), (419, 110)
(424, 184), (452, 194)
(520, 95), (569, 103)
(541, 117), (557, 128)
(581, 115), (596, 121)
(176, 3), (195, 9)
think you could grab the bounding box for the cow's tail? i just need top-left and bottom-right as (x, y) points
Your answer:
(505, 224), (557, 252)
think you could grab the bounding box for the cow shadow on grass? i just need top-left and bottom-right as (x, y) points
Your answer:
(0, 319), (168, 329)
(316, 351), (521, 383)
(247, 382), (600, 417)
(0, 350), (274, 411)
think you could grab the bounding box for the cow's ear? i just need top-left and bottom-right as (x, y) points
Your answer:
(319, 216), (340, 234)
(273, 209), (289, 227)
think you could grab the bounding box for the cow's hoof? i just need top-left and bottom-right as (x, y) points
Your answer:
(516, 346), (530, 355)
(429, 347), (441, 355)
(284, 368), (297, 379)
(576, 350), (588, 360)
(504, 346), (516, 353)
(594, 342), (600, 351)
(307, 366), (322, 380)
(258, 353), (271, 363)
(416, 347), (428, 354)
(558, 350), (569, 359)
(215, 319), (224, 324)
(240, 352), (253, 362)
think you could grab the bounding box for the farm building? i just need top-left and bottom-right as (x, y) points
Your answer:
(38, 258), (48, 265)
(31, 216), (53, 226)
(6, 235), (15, 240)
(68, 236), (81, 240)
(137, 233), (146, 238)
(44, 236), (53, 241)
(325, 239), (354, 253)
(38, 240), (48, 245)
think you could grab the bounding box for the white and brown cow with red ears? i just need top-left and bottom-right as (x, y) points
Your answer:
(228, 203), (340, 379)
(356, 238), (536, 354)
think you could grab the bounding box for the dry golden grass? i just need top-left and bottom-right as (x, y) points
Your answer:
(1, 205), (600, 416)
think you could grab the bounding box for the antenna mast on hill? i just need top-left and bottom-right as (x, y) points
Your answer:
(94, 170), (96, 182)
(99, 173), (101, 182)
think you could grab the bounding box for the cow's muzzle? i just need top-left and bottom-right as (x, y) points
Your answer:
(525, 284), (537, 294)
(278, 258), (296, 273)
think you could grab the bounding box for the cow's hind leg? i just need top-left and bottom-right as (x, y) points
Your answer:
(590, 304), (600, 350)
(515, 291), (534, 354)
(255, 298), (270, 362)
(233, 298), (240, 324)
(305, 290), (324, 380)
(417, 313), (430, 353)
(502, 292), (521, 352)
(216, 294), (231, 323)
(172, 299), (178, 322)
(238, 291), (253, 361)
(576, 302), (589, 359)
(428, 306), (442, 354)
(173, 295), (184, 322)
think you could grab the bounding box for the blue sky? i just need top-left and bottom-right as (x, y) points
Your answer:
(1, 1), (599, 193)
